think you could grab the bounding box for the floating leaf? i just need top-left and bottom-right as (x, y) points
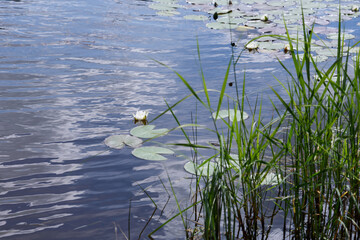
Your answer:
(217, 16), (247, 25)
(245, 20), (275, 29)
(350, 47), (360, 54)
(298, 53), (329, 63)
(149, 4), (177, 11)
(184, 161), (216, 175)
(235, 25), (255, 31)
(105, 135), (142, 149)
(259, 172), (282, 186)
(132, 146), (174, 161)
(206, 22), (238, 30)
(212, 109), (249, 121)
(130, 125), (168, 138)
(258, 41), (285, 50)
(183, 15), (208, 20)
(314, 48), (337, 57)
(186, 0), (211, 4)
(302, 2), (327, 9)
(326, 33), (355, 40)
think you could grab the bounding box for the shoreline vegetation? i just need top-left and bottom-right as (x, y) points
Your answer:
(154, 12), (360, 240)
(108, 4), (360, 239)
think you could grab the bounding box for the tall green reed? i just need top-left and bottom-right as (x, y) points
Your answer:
(145, 7), (360, 240)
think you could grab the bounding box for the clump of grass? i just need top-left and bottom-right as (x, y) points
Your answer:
(145, 9), (360, 240)
(273, 15), (360, 239)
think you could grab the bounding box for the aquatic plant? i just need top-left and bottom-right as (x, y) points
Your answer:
(133, 110), (149, 121)
(106, 2), (360, 239)
(140, 7), (360, 240)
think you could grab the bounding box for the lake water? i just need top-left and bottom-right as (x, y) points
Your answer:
(0, 0), (359, 239)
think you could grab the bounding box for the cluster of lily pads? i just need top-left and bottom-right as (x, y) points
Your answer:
(105, 125), (172, 161)
(149, 0), (360, 62)
(105, 109), (258, 176)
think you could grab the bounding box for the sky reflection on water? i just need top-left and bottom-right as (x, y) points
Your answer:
(0, 0), (359, 239)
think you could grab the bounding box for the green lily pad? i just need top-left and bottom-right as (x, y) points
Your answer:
(258, 172), (282, 186)
(186, 0), (211, 4)
(184, 161), (216, 175)
(149, 4), (177, 11)
(212, 109), (249, 121)
(326, 33), (355, 40)
(104, 135), (143, 149)
(314, 48), (337, 57)
(130, 125), (168, 139)
(206, 22), (238, 30)
(227, 10), (247, 18)
(302, 2), (328, 9)
(236, 25), (255, 31)
(245, 20), (275, 29)
(184, 15), (208, 20)
(217, 16), (247, 25)
(258, 41), (286, 50)
(132, 146), (174, 161)
(350, 47), (360, 54)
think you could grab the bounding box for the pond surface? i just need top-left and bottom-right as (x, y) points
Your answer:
(0, 0), (359, 239)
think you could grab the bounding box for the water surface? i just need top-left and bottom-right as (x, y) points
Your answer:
(0, 0), (359, 239)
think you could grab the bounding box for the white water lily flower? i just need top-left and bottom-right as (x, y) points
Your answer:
(352, 5), (359, 12)
(245, 41), (259, 50)
(284, 44), (296, 53)
(261, 14), (268, 21)
(284, 44), (290, 52)
(133, 110), (149, 121)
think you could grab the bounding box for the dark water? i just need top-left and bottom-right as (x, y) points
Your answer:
(0, 0), (359, 239)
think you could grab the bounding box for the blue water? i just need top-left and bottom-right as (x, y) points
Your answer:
(0, 0), (359, 239)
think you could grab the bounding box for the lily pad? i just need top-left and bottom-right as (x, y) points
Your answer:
(184, 14), (208, 20)
(149, 3), (178, 11)
(258, 172), (282, 186)
(314, 47), (337, 57)
(184, 161), (216, 175)
(206, 22), (238, 30)
(258, 41), (286, 50)
(132, 146), (174, 161)
(304, 2), (328, 9)
(245, 20), (275, 29)
(186, 0), (211, 4)
(130, 125), (168, 139)
(350, 47), (360, 54)
(213, 109), (249, 122)
(236, 25), (255, 31)
(104, 135), (142, 149)
(326, 33), (355, 40)
(217, 16), (247, 25)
